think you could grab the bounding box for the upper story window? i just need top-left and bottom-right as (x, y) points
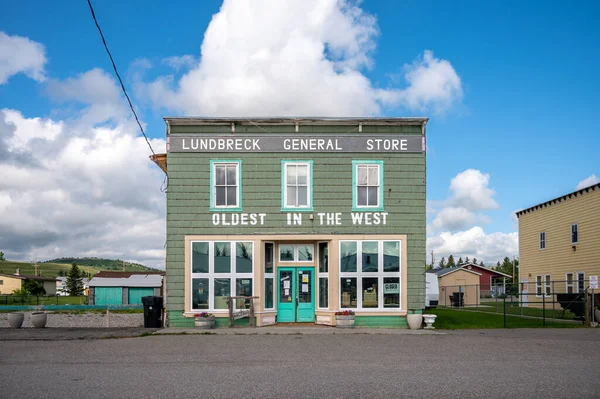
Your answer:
(281, 161), (313, 211)
(210, 160), (241, 211)
(571, 223), (578, 244)
(539, 232), (546, 250)
(352, 160), (384, 211)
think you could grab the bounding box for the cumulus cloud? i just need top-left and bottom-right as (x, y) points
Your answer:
(0, 31), (47, 84)
(0, 68), (167, 268)
(138, 0), (462, 116)
(575, 174), (598, 190)
(449, 169), (499, 211)
(427, 227), (518, 265)
(430, 207), (491, 232)
(163, 55), (198, 70)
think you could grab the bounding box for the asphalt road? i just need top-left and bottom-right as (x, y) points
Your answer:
(0, 329), (598, 398)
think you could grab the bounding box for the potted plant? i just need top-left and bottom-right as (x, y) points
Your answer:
(194, 312), (215, 329)
(31, 311), (47, 328)
(8, 312), (25, 329)
(334, 310), (355, 328)
(406, 310), (423, 330)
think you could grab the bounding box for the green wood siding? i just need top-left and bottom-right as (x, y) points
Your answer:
(165, 123), (426, 316)
(95, 287), (123, 305)
(128, 287), (155, 305)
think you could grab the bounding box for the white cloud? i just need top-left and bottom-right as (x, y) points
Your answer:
(163, 55), (197, 70)
(427, 227), (518, 265)
(138, 0), (462, 116)
(0, 67), (167, 268)
(575, 174), (598, 190)
(430, 207), (490, 232)
(396, 50), (463, 114)
(449, 169), (499, 211)
(0, 31), (47, 84)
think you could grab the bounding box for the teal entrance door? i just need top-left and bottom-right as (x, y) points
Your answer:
(277, 267), (315, 323)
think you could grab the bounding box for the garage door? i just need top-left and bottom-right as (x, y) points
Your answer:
(95, 287), (123, 305)
(128, 287), (155, 305)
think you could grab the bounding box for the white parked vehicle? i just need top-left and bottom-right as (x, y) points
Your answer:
(426, 272), (439, 308)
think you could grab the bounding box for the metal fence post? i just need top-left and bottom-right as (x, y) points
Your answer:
(503, 295), (506, 328)
(552, 280), (555, 320)
(542, 294), (546, 327)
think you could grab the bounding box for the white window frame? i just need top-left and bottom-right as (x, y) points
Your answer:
(539, 232), (546, 250)
(190, 241), (254, 312)
(281, 161), (313, 211)
(339, 240), (401, 311)
(317, 241), (329, 310)
(535, 275), (543, 298)
(264, 241), (275, 310)
(278, 244), (315, 263)
(210, 161), (242, 211)
(352, 160), (384, 211)
(571, 223), (578, 244)
(565, 272), (574, 294)
(576, 271), (585, 293)
(544, 274), (551, 297)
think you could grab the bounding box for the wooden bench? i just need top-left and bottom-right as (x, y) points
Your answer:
(226, 296), (258, 327)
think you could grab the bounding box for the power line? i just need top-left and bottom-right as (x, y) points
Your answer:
(86, 0), (156, 156)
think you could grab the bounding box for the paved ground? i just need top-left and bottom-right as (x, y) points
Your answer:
(0, 328), (598, 398)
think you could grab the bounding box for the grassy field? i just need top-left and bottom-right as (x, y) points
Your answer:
(443, 301), (580, 320)
(427, 308), (583, 329)
(0, 295), (88, 306)
(0, 258), (160, 278)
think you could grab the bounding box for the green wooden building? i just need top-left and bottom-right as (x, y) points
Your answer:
(155, 117), (427, 328)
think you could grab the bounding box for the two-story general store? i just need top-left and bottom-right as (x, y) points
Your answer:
(154, 117), (427, 328)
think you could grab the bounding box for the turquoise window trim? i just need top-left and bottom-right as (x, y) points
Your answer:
(281, 160), (314, 212)
(352, 160), (384, 212)
(210, 160), (243, 212)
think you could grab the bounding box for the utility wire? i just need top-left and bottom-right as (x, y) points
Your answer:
(87, 0), (156, 156)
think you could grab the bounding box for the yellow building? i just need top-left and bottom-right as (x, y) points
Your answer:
(0, 274), (25, 295)
(436, 268), (480, 307)
(516, 183), (600, 298)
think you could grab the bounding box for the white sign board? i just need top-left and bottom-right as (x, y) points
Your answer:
(590, 275), (598, 289)
(383, 283), (399, 294)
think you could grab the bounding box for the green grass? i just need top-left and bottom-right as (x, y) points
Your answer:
(449, 301), (580, 320)
(0, 295), (88, 306)
(0, 258), (160, 278)
(427, 308), (583, 329)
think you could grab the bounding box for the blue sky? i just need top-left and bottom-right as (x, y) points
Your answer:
(0, 0), (598, 267)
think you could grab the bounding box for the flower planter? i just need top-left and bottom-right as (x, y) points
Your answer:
(194, 316), (215, 329)
(8, 312), (24, 329)
(422, 314), (437, 329)
(31, 312), (47, 328)
(335, 315), (355, 328)
(406, 313), (423, 330)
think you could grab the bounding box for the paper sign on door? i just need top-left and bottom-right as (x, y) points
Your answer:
(284, 288), (289, 296)
(284, 281), (290, 289)
(302, 275), (309, 283)
(302, 284), (309, 293)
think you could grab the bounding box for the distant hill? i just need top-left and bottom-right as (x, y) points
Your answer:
(0, 257), (161, 278)
(45, 257), (161, 272)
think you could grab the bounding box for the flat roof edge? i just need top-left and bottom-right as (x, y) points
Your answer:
(516, 183), (599, 217)
(164, 117), (429, 126)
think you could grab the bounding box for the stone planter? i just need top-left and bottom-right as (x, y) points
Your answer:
(194, 316), (215, 329)
(423, 314), (437, 329)
(335, 315), (355, 328)
(31, 312), (47, 328)
(8, 312), (25, 329)
(407, 313), (423, 330)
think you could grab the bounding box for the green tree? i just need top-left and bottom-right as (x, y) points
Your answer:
(66, 263), (84, 296)
(425, 264), (433, 271)
(472, 257), (477, 264)
(58, 270), (65, 277)
(0, 251), (5, 261)
(479, 261), (484, 267)
(465, 256), (470, 263)
(438, 257), (446, 269)
(457, 257), (463, 266)
(447, 255), (456, 268)
(23, 279), (46, 296)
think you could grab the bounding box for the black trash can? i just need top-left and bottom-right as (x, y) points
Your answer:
(142, 296), (163, 328)
(452, 292), (464, 307)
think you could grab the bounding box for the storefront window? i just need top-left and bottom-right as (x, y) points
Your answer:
(298, 245), (314, 261)
(214, 242), (231, 273)
(265, 278), (274, 309)
(340, 278), (357, 308)
(192, 242), (209, 273)
(236, 242), (253, 273)
(192, 278), (209, 309)
(214, 278), (230, 309)
(319, 277), (328, 308)
(340, 241), (357, 272)
(279, 245), (294, 261)
(339, 240), (402, 310)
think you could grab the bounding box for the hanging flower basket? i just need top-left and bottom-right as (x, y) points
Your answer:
(194, 312), (215, 329)
(335, 310), (355, 328)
